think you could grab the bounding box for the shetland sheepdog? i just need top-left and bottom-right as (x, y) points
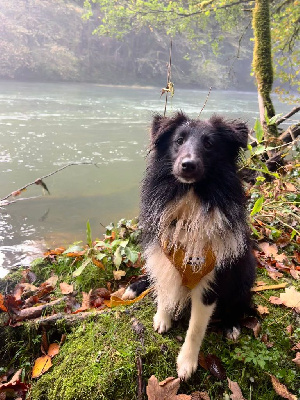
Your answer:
(123, 112), (256, 380)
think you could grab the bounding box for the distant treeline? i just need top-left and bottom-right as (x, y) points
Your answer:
(0, 0), (255, 90)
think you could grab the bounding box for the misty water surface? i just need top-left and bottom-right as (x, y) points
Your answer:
(0, 81), (293, 275)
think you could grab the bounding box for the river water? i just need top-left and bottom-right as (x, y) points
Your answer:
(0, 81), (293, 276)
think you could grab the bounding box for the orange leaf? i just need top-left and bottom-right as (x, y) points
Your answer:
(65, 251), (86, 257)
(257, 305), (269, 315)
(59, 282), (73, 294)
(47, 343), (60, 358)
(268, 374), (297, 400)
(32, 355), (52, 378)
(104, 287), (152, 308)
(0, 293), (7, 312)
(44, 248), (65, 256)
(92, 257), (105, 270)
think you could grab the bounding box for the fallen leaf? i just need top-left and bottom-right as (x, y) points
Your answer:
(252, 283), (287, 292)
(292, 352), (300, 367)
(92, 257), (105, 270)
(44, 247), (65, 256)
(198, 352), (208, 370)
(257, 305), (269, 315)
(72, 290), (91, 313)
(268, 374), (297, 400)
(32, 355), (52, 378)
(267, 270), (283, 281)
(0, 369), (29, 396)
(291, 342), (300, 351)
(104, 287), (152, 308)
(259, 242), (278, 257)
(191, 392), (210, 400)
(0, 293), (7, 312)
(47, 343), (60, 358)
(255, 281), (266, 286)
(113, 270), (126, 280)
(41, 330), (48, 354)
(227, 378), (246, 400)
(205, 354), (226, 380)
(283, 182), (297, 192)
(278, 287), (300, 312)
(290, 269), (300, 280)
(286, 325), (293, 335)
(242, 317), (261, 338)
(59, 282), (74, 294)
(146, 375), (191, 400)
(44, 275), (58, 287)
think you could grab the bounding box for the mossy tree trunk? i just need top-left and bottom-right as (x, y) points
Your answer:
(252, 0), (278, 138)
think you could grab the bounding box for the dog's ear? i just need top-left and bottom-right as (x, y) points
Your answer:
(229, 120), (249, 149)
(151, 112), (189, 145)
(210, 116), (249, 149)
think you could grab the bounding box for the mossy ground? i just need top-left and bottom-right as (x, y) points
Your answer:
(1, 261), (299, 400)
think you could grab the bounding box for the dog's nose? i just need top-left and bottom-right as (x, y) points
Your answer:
(181, 159), (196, 172)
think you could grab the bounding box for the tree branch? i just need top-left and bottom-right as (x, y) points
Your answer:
(0, 162), (98, 204)
(275, 106), (300, 126)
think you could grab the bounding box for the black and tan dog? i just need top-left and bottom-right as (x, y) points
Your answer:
(123, 112), (256, 380)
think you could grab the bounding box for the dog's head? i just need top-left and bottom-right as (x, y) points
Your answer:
(150, 112), (249, 183)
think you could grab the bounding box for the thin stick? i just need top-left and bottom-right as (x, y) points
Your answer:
(1, 162), (98, 203)
(198, 86), (212, 118)
(163, 39), (173, 117)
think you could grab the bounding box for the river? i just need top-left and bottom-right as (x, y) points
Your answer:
(0, 81), (294, 276)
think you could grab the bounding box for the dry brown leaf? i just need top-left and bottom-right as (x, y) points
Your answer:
(44, 275), (58, 287)
(255, 281), (266, 286)
(290, 269), (300, 280)
(252, 283), (287, 292)
(113, 270), (126, 280)
(72, 290), (91, 314)
(292, 352), (300, 367)
(227, 378), (246, 400)
(47, 343), (60, 358)
(257, 305), (269, 315)
(284, 182), (297, 192)
(191, 392), (210, 400)
(279, 287), (300, 312)
(259, 242), (278, 257)
(92, 257), (105, 270)
(242, 317), (261, 338)
(104, 287), (151, 308)
(31, 355), (52, 378)
(269, 374), (297, 400)
(146, 375), (191, 400)
(59, 282), (74, 294)
(0, 293), (7, 312)
(267, 270), (283, 281)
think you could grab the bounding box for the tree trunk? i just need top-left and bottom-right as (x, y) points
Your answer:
(252, 0), (278, 138)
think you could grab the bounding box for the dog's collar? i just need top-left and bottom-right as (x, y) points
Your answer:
(162, 241), (215, 289)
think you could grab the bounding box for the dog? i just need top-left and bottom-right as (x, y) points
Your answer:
(123, 112), (256, 380)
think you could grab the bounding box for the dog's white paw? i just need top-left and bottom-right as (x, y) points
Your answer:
(121, 287), (136, 300)
(177, 346), (198, 381)
(153, 311), (172, 333)
(225, 326), (241, 341)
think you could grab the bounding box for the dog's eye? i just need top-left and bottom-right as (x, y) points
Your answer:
(203, 137), (212, 149)
(176, 137), (184, 145)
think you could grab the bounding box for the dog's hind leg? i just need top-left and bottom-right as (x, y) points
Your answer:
(177, 273), (216, 381)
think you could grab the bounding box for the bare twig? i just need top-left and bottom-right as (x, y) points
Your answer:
(162, 39), (173, 117)
(1, 162), (98, 203)
(198, 86), (212, 118)
(276, 106), (300, 126)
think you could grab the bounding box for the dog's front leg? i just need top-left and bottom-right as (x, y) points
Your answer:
(177, 283), (216, 380)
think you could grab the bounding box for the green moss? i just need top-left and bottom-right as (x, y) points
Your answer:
(29, 300), (180, 400)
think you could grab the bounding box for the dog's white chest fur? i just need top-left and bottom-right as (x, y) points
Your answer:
(159, 189), (246, 266)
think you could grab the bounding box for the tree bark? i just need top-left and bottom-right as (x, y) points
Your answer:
(252, 0), (278, 138)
